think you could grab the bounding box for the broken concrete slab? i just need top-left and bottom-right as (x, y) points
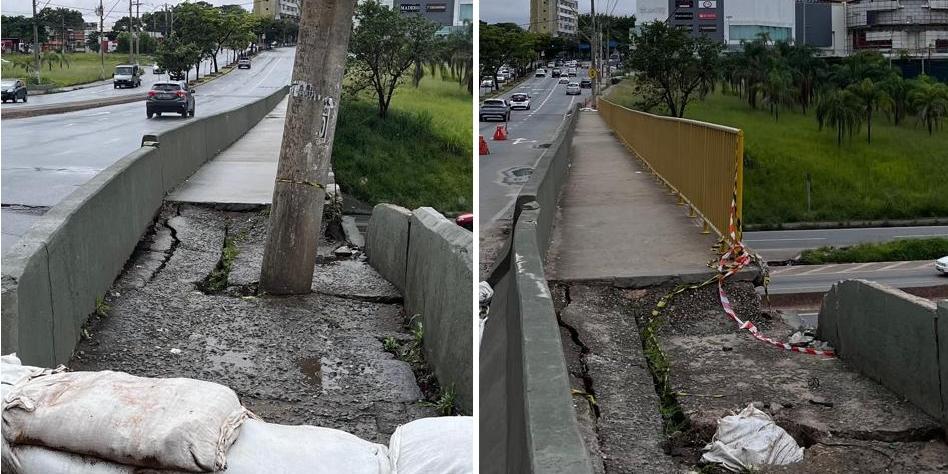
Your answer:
(647, 282), (943, 463)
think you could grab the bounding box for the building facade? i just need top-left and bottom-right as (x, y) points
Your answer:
(637, 0), (670, 25)
(529, 0), (578, 37)
(668, 0), (726, 42)
(395, 0), (456, 26)
(253, 0), (300, 20)
(846, 0), (948, 56)
(796, 0), (848, 57)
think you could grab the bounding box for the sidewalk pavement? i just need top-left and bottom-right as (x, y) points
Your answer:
(167, 97), (336, 206)
(546, 111), (723, 285)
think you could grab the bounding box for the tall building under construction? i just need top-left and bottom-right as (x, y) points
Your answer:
(530, 0), (578, 36)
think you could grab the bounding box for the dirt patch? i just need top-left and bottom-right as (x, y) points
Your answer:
(70, 204), (435, 443)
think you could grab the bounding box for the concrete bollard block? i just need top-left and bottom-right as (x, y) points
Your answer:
(816, 283), (839, 348)
(365, 204), (412, 292)
(1, 240), (55, 366)
(938, 300), (948, 425)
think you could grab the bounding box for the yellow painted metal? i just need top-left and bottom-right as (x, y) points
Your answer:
(598, 99), (745, 243)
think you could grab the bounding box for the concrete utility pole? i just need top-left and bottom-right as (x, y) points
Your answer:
(589, 0), (599, 105)
(128, 0), (134, 63)
(134, 0), (141, 61)
(259, 0), (358, 294)
(97, 0), (105, 78)
(32, 0), (40, 83)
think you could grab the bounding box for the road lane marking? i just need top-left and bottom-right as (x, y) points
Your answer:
(895, 234), (948, 238)
(744, 237), (826, 242)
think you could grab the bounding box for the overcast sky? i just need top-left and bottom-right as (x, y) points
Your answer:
(1, 0), (252, 28)
(481, 0), (636, 28)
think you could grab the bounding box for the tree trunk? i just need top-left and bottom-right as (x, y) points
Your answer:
(867, 109), (872, 144)
(259, 0), (357, 295)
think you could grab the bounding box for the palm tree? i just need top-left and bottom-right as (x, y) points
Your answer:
(847, 78), (891, 143)
(909, 76), (948, 136)
(40, 50), (70, 72)
(764, 67), (794, 121)
(816, 89), (863, 146)
(881, 74), (911, 126)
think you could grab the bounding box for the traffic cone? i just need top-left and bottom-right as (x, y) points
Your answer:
(493, 124), (508, 141)
(479, 135), (490, 155)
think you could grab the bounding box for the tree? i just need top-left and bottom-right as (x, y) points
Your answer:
(40, 50), (69, 71)
(764, 67), (794, 121)
(628, 21), (721, 117)
(479, 22), (534, 91)
(847, 78), (891, 143)
(156, 36), (201, 80)
(349, 1), (438, 118)
(86, 31), (101, 52)
(909, 76), (948, 136)
(816, 89), (863, 146)
(1, 15), (48, 43)
(173, 2), (217, 79)
(36, 7), (84, 51)
(881, 74), (911, 126)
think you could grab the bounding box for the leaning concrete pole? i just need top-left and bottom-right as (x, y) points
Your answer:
(259, 0), (357, 295)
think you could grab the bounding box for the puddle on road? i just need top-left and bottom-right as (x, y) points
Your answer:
(296, 357), (322, 387)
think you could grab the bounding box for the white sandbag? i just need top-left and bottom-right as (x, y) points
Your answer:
(1, 354), (53, 387)
(2, 370), (248, 472)
(7, 419), (393, 474)
(701, 404), (804, 472)
(388, 416), (473, 474)
(223, 419), (391, 474)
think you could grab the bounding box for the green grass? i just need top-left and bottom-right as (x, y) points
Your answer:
(1, 53), (153, 87)
(608, 84), (948, 226)
(333, 72), (472, 213)
(799, 237), (948, 264)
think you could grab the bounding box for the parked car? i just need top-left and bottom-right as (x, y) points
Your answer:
(509, 93), (531, 110)
(152, 64), (164, 74)
(113, 64), (142, 88)
(566, 82), (581, 95)
(551, 68), (561, 77)
(480, 79), (494, 89)
(937, 256), (948, 274)
(558, 77), (569, 84)
(580, 78), (592, 89)
(479, 98), (510, 122)
(238, 58), (251, 69)
(1, 79), (27, 103)
(455, 213), (473, 231)
(146, 81), (195, 119)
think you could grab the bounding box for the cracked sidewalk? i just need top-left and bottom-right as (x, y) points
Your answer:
(69, 204), (436, 443)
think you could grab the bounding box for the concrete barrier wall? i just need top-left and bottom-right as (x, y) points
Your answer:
(1, 87), (289, 367)
(365, 205), (474, 414)
(818, 280), (945, 425)
(479, 105), (592, 473)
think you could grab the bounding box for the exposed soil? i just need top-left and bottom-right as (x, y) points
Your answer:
(69, 204), (435, 444)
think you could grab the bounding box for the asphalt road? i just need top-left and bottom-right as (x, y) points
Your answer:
(767, 260), (947, 294)
(745, 225), (948, 261)
(1, 47), (296, 253)
(478, 72), (589, 267)
(1, 50), (236, 108)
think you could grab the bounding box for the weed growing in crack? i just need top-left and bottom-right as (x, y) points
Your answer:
(424, 385), (457, 416)
(382, 336), (399, 354)
(95, 296), (111, 318)
(199, 233), (239, 294)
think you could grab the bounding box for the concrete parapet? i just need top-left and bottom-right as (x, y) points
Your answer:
(366, 204), (413, 291)
(819, 279), (944, 425)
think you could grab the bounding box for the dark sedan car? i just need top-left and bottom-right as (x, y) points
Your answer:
(146, 81), (195, 118)
(1, 79), (28, 103)
(580, 79), (592, 89)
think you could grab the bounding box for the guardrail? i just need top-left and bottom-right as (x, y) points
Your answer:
(598, 99), (744, 242)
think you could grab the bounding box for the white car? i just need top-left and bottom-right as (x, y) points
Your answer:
(547, 62), (555, 68)
(567, 67), (577, 77)
(566, 82), (581, 95)
(480, 79), (494, 88)
(558, 77), (569, 84)
(937, 256), (948, 274)
(509, 92), (531, 110)
(535, 69), (547, 77)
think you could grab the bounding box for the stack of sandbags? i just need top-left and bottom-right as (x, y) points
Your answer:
(388, 416), (473, 474)
(2, 360), (249, 473)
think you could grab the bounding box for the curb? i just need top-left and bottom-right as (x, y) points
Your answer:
(764, 283), (948, 307)
(3, 59), (239, 121)
(745, 217), (948, 231)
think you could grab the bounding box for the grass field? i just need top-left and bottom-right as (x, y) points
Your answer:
(332, 71), (473, 213)
(800, 237), (948, 264)
(1, 53), (153, 88)
(608, 84), (948, 226)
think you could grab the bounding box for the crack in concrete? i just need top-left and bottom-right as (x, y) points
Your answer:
(556, 284), (601, 419)
(149, 206), (182, 283)
(315, 292), (404, 304)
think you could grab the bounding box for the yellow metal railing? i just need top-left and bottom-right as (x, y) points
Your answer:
(598, 99), (744, 242)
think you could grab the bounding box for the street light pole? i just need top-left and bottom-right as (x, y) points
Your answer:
(31, 0), (40, 83)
